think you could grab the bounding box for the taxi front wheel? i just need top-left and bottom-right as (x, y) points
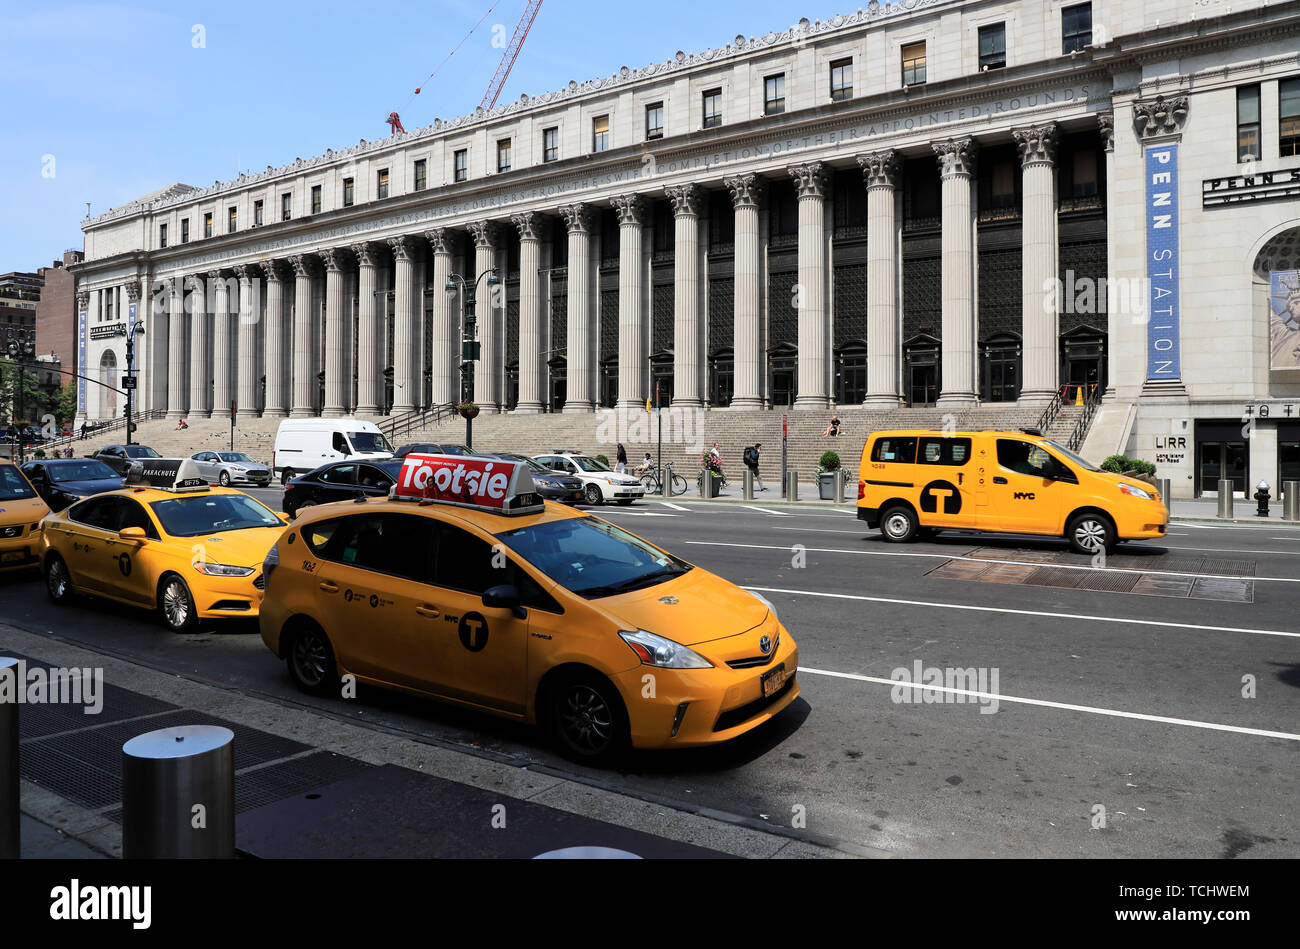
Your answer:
(45, 553), (74, 605)
(158, 574), (198, 632)
(546, 671), (629, 763)
(287, 622), (339, 697)
(1067, 512), (1116, 555)
(880, 506), (919, 543)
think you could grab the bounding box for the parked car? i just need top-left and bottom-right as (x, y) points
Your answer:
(93, 444), (162, 478)
(530, 451), (647, 505)
(283, 459), (403, 518)
(190, 451), (272, 487)
(475, 451), (585, 504)
(272, 418), (394, 485)
(393, 442), (472, 458)
(20, 458), (126, 510)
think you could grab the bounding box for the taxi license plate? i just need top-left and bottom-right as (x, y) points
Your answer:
(2, 551), (25, 563)
(760, 663), (788, 699)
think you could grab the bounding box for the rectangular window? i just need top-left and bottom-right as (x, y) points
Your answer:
(310, 184), (322, 215)
(204, 212), (213, 238)
(376, 168), (389, 199)
(180, 219), (189, 244)
(497, 137), (512, 173)
(1281, 78), (1300, 158)
(1072, 149), (1099, 197)
(454, 149), (468, 182)
(902, 42), (926, 86)
(1062, 2), (1092, 54)
(917, 437), (972, 465)
(978, 23), (1006, 71)
(592, 115), (610, 152)
(871, 436), (917, 464)
(281, 193), (292, 221)
(413, 159), (426, 191)
(830, 58), (853, 101)
(227, 207), (237, 233)
(702, 88), (722, 128)
(343, 178), (355, 207)
(254, 200), (263, 226)
(1236, 86), (1261, 162)
(542, 127), (559, 162)
(645, 102), (664, 140)
(159, 223), (168, 248)
(764, 74), (786, 115)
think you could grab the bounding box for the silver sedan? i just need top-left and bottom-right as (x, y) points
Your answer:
(190, 450), (272, 486)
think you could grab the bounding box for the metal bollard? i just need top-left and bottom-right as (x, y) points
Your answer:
(1, 658), (18, 859)
(1217, 480), (1234, 519)
(1157, 478), (1171, 503)
(833, 470), (846, 504)
(787, 470), (799, 501)
(1285, 481), (1300, 521)
(661, 463), (673, 499)
(743, 468), (754, 500)
(123, 725), (235, 859)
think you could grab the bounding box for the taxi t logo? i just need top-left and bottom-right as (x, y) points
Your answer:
(458, 612), (489, 652)
(919, 480), (961, 514)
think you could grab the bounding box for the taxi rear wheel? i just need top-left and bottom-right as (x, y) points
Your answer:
(546, 671), (629, 763)
(45, 553), (74, 605)
(584, 484), (604, 506)
(1067, 512), (1116, 555)
(286, 622), (339, 697)
(158, 574), (198, 632)
(880, 506), (919, 543)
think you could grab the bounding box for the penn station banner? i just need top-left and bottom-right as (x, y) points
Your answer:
(77, 303), (87, 414)
(1270, 270), (1300, 370)
(1145, 144), (1181, 381)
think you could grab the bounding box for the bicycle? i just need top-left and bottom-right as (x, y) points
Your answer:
(640, 470), (688, 496)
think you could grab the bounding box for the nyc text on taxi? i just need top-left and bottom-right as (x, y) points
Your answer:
(42, 459), (289, 631)
(857, 429), (1169, 554)
(0, 460), (51, 571)
(259, 453), (800, 761)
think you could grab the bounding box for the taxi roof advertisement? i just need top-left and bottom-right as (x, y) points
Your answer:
(395, 453), (537, 513)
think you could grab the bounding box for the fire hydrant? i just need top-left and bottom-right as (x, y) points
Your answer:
(1254, 480), (1271, 517)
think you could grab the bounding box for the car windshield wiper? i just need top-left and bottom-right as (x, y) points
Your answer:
(576, 565), (688, 598)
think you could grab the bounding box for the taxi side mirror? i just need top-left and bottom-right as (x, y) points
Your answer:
(118, 526), (147, 541)
(278, 512), (291, 523)
(483, 584), (526, 620)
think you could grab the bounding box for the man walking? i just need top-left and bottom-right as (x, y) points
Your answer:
(744, 442), (766, 491)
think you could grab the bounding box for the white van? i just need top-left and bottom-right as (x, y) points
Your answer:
(272, 419), (395, 484)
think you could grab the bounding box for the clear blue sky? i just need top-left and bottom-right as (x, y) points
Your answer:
(1, 0), (856, 274)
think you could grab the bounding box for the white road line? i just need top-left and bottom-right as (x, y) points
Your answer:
(797, 666), (1300, 742)
(659, 501), (690, 511)
(694, 539), (1295, 583)
(743, 505), (796, 517)
(599, 511), (678, 517)
(739, 584), (1300, 640)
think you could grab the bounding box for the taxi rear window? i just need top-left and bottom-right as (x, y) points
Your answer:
(871, 437), (917, 464)
(917, 437), (971, 465)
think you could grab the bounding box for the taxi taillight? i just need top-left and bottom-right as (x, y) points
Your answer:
(857, 480), (866, 500)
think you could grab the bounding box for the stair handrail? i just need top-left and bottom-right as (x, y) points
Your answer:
(1066, 384), (1104, 452)
(1034, 390), (1066, 434)
(28, 409), (167, 457)
(379, 403), (457, 441)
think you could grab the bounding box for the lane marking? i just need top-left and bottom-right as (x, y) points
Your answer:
(797, 666), (1300, 742)
(599, 510), (678, 517)
(659, 501), (690, 512)
(743, 505), (796, 517)
(739, 584), (1300, 640)
(694, 539), (1296, 583)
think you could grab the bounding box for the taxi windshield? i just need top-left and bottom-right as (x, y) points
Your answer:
(218, 453), (254, 463)
(571, 456), (610, 473)
(495, 516), (691, 599)
(47, 461), (119, 483)
(1045, 440), (1100, 472)
(149, 493), (281, 537)
(0, 467), (36, 500)
(348, 432), (393, 453)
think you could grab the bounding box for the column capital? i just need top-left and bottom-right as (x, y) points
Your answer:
(163, 276), (180, 298)
(320, 247), (351, 273)
(665, 184), (703, 218)
(349, 242), (381, 268)
(425, 227), (456, 255)
(123, 280), (141, 303)
(1132, 94), (1188, 141)
(184, 274), (206, 295)
(387, 235), (418, 262)
(788, 161), (830, 199)
(76, 290), (89, 310)
(933, 137), (977, 178)
(857, 150), (901, 189)
(1012, 122), (1059, 167)
(559, 203), (594, 234)
(261, 259), (287, 282)
(233, 262), (262, 282)
(724, 173), (767, 209)
(1097, 111), (1115, 153)
(466, 221), (499, 249)
(512, 210), (543, 242)
(288, 254), (319, 278)
(610, 193), (647, 226)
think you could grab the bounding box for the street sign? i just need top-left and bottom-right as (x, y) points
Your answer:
(462, 341), (481, 361)
(121, 375), (137, 390)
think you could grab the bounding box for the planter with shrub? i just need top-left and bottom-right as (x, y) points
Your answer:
(818, 450), (842, 500)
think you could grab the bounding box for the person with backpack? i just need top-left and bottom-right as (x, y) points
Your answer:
(743, 443), (765, 491)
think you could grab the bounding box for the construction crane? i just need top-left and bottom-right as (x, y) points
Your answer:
(480, 0), (543, 111)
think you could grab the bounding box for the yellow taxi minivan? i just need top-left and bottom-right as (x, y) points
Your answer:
(858, 429), (1168, 554)
(0, 460), (51, 571)
(258, 453), (799, 762)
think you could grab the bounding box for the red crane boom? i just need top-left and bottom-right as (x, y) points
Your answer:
(480, 0), (543, 111)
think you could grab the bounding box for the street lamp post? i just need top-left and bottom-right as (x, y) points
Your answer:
(5, 340), (35, 463)
(446, 268), (500, 451)
(114, 313), (146, 446)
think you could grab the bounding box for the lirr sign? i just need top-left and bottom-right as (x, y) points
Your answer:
(1145, 145), (1181, 381)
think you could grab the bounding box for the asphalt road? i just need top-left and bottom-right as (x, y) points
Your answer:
(3, 487), (1297, 858)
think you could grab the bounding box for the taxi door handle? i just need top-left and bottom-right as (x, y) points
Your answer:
(318, 581), (339, 594)
(993, 477), (1008, 485)
(415, 605), (441, 618)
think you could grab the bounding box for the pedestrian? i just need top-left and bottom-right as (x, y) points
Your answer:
(743, 442), (766, 491)
(175, 418), (188, 431)
(615, 443), (627, 473)
(821, 415), (842, 437)
(80, 421), (88, 440)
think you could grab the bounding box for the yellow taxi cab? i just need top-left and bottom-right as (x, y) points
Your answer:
(858, 428), (1169, 554)
(42, 459), (289, 631)
(0, 460), (51, 571)
(258, 453), (800, 761)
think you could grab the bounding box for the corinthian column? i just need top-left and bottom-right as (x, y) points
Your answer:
(289, 255), (318, 418)
(933, 137), (978, 406)
(426, 228), (457, 406)
(858, 150), (903, 405)
(351, 244), (381, 415)
(235, 263), (260, 416)
(186, 275), (210, 417)
(263, 261), (288, 418)
(210, 272), (232, 418)
(666, 184), (703, 407)
(610, 194), (646, 409)
(1014, 123), (1060, 406)
(467, 222), (500, 410)
(321, 248), (351, 417)
(788, 162), (830, 409)
(165, 277), (187, 418)
(559, 203), (594, 412)
(388, 236), (419, 415)
(725, 174), (766, 409)
(512, 211), (544, 413)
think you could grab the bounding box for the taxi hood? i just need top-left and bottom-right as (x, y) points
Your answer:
(597, 567), (769, 646)
(192, 527), (283, 567)
(0, 496), (50, 522)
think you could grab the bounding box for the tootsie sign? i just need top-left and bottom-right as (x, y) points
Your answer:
(395, 454), (541, 515)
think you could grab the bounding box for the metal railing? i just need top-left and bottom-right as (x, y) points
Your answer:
(379, 403), (456, 441)
(1066, 384), (1103, 452)
(28, 409), (166, 456)
(1034, 392), (1066, 435)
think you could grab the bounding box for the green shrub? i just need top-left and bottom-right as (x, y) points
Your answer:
(595, 454), (610, 468)
(1127, 459), (1157, 476)
(1100, 454), (1128, 474)
(818, 450), (841, 472)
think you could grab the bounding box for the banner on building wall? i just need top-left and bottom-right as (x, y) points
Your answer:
(1270, 269), (1300, 370)
(77, 306), (87, 413)
(1145, 144), (1181, 381)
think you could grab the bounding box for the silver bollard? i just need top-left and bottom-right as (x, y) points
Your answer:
(833, 470), (846, 504)
(743, 468), (754, 500)
(1157, 478), (1171, 503)
(1217, 479), (1234, 519)
(1285, 481), (1300, 522)
(661, 463), (673, 498)
(787, 470), (799, 501)
(1, 658), (18, 859)
(123, 724), (235, 859)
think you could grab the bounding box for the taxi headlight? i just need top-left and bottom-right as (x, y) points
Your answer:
(1118, 482), (1154, 500)
(193, 561), (256, 577)
(748, 589), (778, 623)
(618, 629), (713, 669)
